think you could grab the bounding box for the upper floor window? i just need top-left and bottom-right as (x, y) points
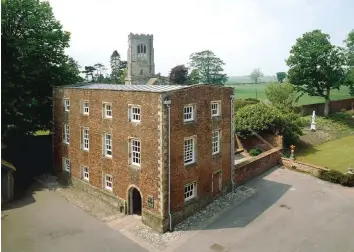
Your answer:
(103, 133), (112, 157)
(83, 101), (89, 115)
(184, 104), (195, 122)
(137, 44), (146, 54)
(212, 130), (220, 155)
(184, 137), (195, 165)
(211, 101), (221, 117)
(103, 103), (112, 118)
(63, 124), (70, 144)
(82, 127), (89, 151)
(64, 99), (70, 112)
(131, 138), (141, 166)
(129, 105), (141, 123)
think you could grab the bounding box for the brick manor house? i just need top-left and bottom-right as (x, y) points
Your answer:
(53, 83), (235, 232)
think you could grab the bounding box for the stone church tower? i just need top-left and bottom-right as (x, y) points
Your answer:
(125, 33), (155, 84)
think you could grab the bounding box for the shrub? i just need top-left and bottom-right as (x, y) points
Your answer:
(234, 99), (259, 112)
(317, 170), (354, 187)
(235, 103), (303, 147)
(265, 83), (299, 112)
(249, 147), (263, 156)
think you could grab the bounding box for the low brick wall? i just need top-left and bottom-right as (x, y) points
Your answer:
(235, 147), (282, 185)
(280, 157), (329, 176)
(235, 134), (283, 152)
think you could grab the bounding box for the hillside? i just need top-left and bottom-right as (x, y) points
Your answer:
(226, 75), (276, 84)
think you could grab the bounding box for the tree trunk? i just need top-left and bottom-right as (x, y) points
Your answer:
(324, 98), (330, 117)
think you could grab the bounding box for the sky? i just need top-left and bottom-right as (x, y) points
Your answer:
(48, 0), (354, 77)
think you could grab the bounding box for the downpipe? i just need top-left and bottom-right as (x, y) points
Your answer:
(163, 99), (172, 231)
(230, 94), (235, 192)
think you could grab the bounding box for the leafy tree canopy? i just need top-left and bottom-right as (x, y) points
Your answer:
(276, 72), (287, 83)
(189, 50), (227, 85)
(265, 83), (299, 112)
(344, 30), (354, 96)
(2, 0), (82, 138)
(286, 30), (346, 116)
(169, 65), (188, 84)
(186, 69), (201, 85)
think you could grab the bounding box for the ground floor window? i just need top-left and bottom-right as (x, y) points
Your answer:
(184, 182), (196, 201)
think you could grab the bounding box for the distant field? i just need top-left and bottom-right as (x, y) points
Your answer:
(226, 83), (352, 105)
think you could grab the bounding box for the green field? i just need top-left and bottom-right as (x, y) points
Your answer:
(226, 83), (352, 105)
(296, 135), (354, 173)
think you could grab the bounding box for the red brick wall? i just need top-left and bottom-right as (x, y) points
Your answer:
(234, 147), (281, 185)
(53, 87), (162, 214)
(235, 134), (283, 152)
(297, 98), (354, 116)
(168, 85), (234, 213)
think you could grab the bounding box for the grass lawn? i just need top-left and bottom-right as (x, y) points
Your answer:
(296, 135), (354, 173)
(34, 130), (50, 136)
(226, 83), (352, 105)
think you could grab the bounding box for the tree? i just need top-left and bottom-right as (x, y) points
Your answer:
(189, 50), (228, 85)
(1, 0), (81, 138)
(265, 83), (299, 112)
(110, 50), (121, 84)
(250, 68), (264, 84)
(186, 69), (201, 85)
(169, 65), (188, 84)
(120, 68), (127, 84)
(344, 30), (354, 96)
(286, 30), (346, 117)
(83, 66), (96, 82)
(235, 103), (304, 146)
(276, 72), (287, 83)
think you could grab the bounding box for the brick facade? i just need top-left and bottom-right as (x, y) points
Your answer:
(53, 84), (234, 232)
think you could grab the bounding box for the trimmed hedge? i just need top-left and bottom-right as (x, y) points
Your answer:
(317, 170), (354, 187)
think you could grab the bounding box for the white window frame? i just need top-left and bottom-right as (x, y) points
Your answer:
(103, 133), (112, 157)
(130, 105), (141, 123)
(82, 127), (89, 151)
(63, 124), (70, 144)
(131, 138), (141, 166)
(83, 100), (89, 115)
(211, 101), (221, 117)
(62, 158), (70, 172)
(104, 174), (113, 191)
(183, 105), (194, 122)
(64, 99), (70, 112)
(212, 130), (220, 155)
(103, 103), (112, 118)
(184, 137), (195, 165)
(184, 182), (196, 201)
(82, 166), (89, 181)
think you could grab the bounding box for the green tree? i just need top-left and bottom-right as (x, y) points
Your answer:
(265, 83), (299, 112)
(1, 0), (81, 138)
(344, 30), (354, 96)
(186, 69), (201, 84)
(276, 72), (287, 83)
(189, 50), (228, 85)
(250, 68), (264, 84)
(169, 65), (188, 84)
(83, 66), (96, 82)
(286, 30), (346, 117)
(120, 68), (127, 84)
(110, 50), (121, 84)
(94, 63), (107, 82)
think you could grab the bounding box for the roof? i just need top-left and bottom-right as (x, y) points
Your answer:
(62, 83), (220, 93)
(146, 78), (158, 85)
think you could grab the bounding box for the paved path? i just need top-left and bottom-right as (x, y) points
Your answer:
(171, 168), (354, 252)
(1, 183), (147, 252)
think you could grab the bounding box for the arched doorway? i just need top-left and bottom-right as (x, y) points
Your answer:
(129, 187), (142, 215)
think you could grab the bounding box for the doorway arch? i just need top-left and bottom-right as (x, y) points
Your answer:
(129, 187), (142, 215)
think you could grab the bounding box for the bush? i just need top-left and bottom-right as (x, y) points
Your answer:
(317, 170), (354, 187)
(265, 83), (299, 112)
(249, 147), (263, 156)
(234, 99), (259, 112)
(235, 104), (303, 147)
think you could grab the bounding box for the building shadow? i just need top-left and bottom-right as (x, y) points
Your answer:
(194, 167), (291, 231)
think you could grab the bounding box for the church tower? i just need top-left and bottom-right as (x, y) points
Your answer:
(125, 33), (155, 84)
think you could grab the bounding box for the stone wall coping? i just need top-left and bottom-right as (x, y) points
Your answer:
(281, 157), (330, 171)
(235, 147), (282, 169)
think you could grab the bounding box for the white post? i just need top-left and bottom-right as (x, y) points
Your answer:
(310, 111), (316, 131)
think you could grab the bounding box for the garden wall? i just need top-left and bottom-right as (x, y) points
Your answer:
(235, 147), (282, 185)
(297, 98), (354, 116)
(235, 134), (283, 152)
(280, 157), (329, 176)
